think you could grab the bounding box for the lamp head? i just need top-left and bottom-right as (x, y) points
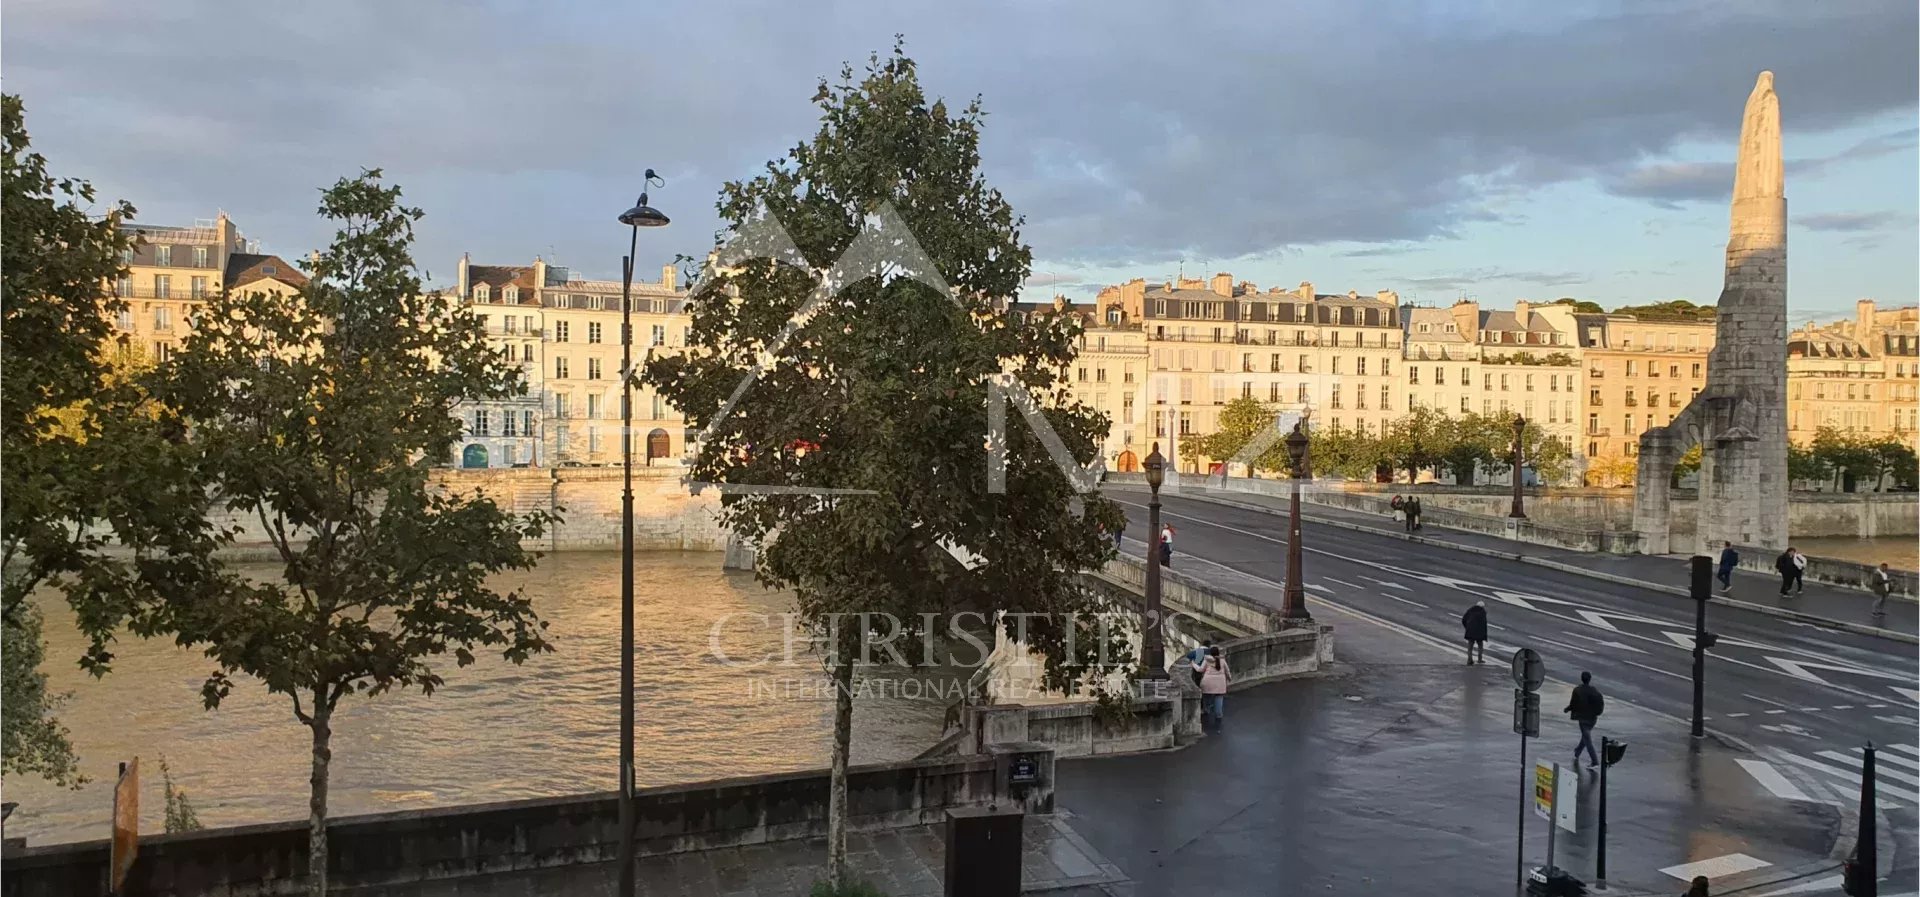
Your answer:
(1144, 442), (1166, 489)
(619, 193), (670, 228)
(1284, 422), (1309, 464)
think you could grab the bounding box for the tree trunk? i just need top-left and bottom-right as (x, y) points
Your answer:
(307, 703), (332, 897)
(825, 623), (857, 889)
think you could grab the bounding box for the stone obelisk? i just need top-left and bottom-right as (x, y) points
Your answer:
(1634, 72), (1788, 555)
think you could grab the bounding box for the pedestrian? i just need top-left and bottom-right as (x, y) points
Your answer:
(1775, 547), (1800, 596)
(1683, 875), (1709, 897)
(1198, 645), (1231, 731)
(1186, 639), (1213, 687)
(1716, 541), (1738, 593)
(1565, 671), (1604, 767)
(1410, 496), (1423, 531)
(1870, 562), (1893, 618)
(1159, 524), (1175, 568)
(1790, 547), (1807, 594)
(1461, 600), (1489, 665)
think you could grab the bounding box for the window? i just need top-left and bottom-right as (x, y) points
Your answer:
(1626, 388), (1637, 407)
(475, 285), (491, 302)
(504, 286), (519, 303)
(587, 394), (602, 419)
(1077, 367), (1088, 382)
(1270, 383), (1281, 402)
(588, 358), (603, 380)
(155, 245), (172, 266)
(263, 264), (278, 275)
(522, 344), (535, 361)
(1357, 357), (1368, 376)
(1179, 380), (1193, 404)
(555, 357), (570, 379)
(554, 321), (569, 341)
(1484, 373), (1493, 390)
(1123, 393), (1135, 415)
(1525, 374), (1534, 392)
(154, 275), (172, 299)
(651, 325), (666, 347)
(1549, 375), (1558, 392)
(1332, 357), (1343, 375)
(1437, 368), (1447, 386)
(1124, 370), (1135, 383)
(1410, 367), (1421, 385)
(1330, 384), (1343, 409)
(472, 410), (491, 436)
(1241, 353), (1253, 373)
(190, 276), (209, 299)
(1626, 360), (1638, 377)
(1460, 396), (1470, 413)
(1500, 374), (1509, 391)
(1298, 354), (1309, 372)
(1356, 388), (1368, 410)
(652, 394), (664, 419)
(1483, 399), (1492, 415)
(587, 427), (600, 454)
(153, 306), (172, 330)
(503, 413), (518, 437)
(505, 316), (519, 334)
(554, 393), (571, 418)
(192, 246), (209, 268)
(1298, 383), (1310, 403)
(1382, 358), (1390, 377)
(1212, 382), (1226, 404)
(588, 322), (602, 344)
(1380, 385), (1390, 409)
(116, 309), (134, 330)
(523, 410), (535, 434)
(1242, 382), (1253, 399)
(1624, 414), (1634, 434)
(1178, 412), (1192, 435)
(1270, 353), (1282, 372)
(1096, 368), (1107, 382)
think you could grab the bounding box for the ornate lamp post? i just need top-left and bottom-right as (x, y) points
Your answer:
(616, 175), (669, 897)
(1282, 423), (1313, 624)
(1509, 415), (1528, 519)
(1141, 442), (1168, 677)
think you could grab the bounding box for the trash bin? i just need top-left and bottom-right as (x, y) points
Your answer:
(1527, 866), (1589, 897)
(944, 805), (1022, 897)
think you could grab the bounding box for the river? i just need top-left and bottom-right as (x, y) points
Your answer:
(3, 552), (966, 845)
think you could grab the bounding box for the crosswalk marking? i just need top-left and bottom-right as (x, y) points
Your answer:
(1878, 715), (1919, 726)
(1878, 750), (1920, 772)
(1887, 743), (1920, 758)
(1736, 759), (1812, 802)
(1660, 853), (1770, 881)
(1752, 875), (1845, 896)
(1774, 753), (1916, 807)
(1816, 750), (1920, 788)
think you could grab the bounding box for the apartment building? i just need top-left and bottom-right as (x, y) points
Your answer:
(1788, 300), (1920, 447)
(1443, 300), (1582, 457)
(1098, 273), (1402, 471)
(452, 255), (689, 469)
(1573, 313), (1716, 462)
(1010, 297), (1152, 470)
(113, 212), (306, 360)
(1401, 306), (1483, 418)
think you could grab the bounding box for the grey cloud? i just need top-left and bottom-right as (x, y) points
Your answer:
(1341, 244), (1429, 258)
(6, 0), (1916, 280)
(1601, 127), (1919, 206)
(1796, 210), (1906, 232)
(1400, 268), (1590, 292)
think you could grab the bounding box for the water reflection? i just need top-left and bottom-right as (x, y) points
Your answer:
(5, 552), (960, 844)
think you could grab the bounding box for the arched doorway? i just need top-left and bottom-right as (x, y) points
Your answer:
(461, 443), (489, 469)
(1116, 449), (1139, 473)
(645, 428), (671, 465)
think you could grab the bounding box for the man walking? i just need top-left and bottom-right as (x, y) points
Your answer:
(1409, 497), (1423, 531)
(1159, 524), (1175, 568)
(1460, 601), (1488, 665)
(1775, 548), (1802, 596)
(1716, 541), (1739, 593)
(1566, 671), (1604, 768)
(1870, 562), (1894, 619)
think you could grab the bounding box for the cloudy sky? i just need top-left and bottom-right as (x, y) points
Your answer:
(9, 0), (1915, 320)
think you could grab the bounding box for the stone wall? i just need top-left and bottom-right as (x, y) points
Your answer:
(1, 751), (1051, 897)
(174, 468), (728, 560)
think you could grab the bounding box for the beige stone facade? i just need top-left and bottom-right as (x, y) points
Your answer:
(1788, 299), (1920, 447)
(1573, 314), (1716, 465)
(111, 212), (306, 362)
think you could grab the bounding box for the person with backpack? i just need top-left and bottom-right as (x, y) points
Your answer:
(1716, 542), (1738, 593)
(1185, 639), (1213, 687)
(1870, 562), (1894, 619)
(1198, 646), (1231, 731)
(1565, 671), (1604, 768)
(1775, 548), (1802, 596)
(1460, 601), (1489, 665)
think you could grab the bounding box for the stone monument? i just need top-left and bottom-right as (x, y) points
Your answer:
(1633, 72), (1788, 555)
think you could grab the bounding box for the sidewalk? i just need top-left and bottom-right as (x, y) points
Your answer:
(1165, 484), (1920, 644)
(1054, 564), (1850, 896)
(341, 816), (1128, 896)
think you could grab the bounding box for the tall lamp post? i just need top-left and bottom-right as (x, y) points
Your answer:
(1282, 423), (1313, 624)
(1508, 415), (1528, 519)
(1141, 443), (1167, 678)
(616, 175), (669, 897)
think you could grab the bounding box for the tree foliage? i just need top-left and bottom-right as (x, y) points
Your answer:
(141, 171), (554, 897)
(645, 44), (1121, 887)
(1611, 299), (1715, 322)
(1805, 426), (1917, 492)
(1184, 397), (1285, 472)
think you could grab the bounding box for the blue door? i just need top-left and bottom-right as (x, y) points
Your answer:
(462, 444), (489, 469)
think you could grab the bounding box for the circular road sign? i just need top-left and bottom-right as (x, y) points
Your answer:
(1511, 647), (1545, 693)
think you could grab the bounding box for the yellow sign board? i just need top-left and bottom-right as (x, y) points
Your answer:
(1534, 760), (1554, 820)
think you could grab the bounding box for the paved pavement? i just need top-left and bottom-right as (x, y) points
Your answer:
(340, 816), (1127, 896)
(1108, 484), (1919, 893)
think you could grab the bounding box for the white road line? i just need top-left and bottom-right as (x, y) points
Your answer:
(1561, 631), (1649, 655)
(1304, 583), (1332, 593)
(1765, 710), (1787, 715)
(1752, 875), (1845, 896)
(1360, 576), (1411, 592)
(1325, 577), (1361, 589)
(1869, 703), (1889, 708)
(1534, 637), (1595, 656)
(1833, 705), (1854, 710)
(1660, 853), (1770, 881)
(1622, 659), (1689, 681)
(1875, 715), (1918, 726)
(1728, 712), (1751, 718)
(1775, 753), (1919, 805)
(1736, 759), (1813, 802)
(1816, 750), (1920, 787)
(1743, 692), (1799, 711)
(1886, 743), (1920, 758)
(1382, 593), (1430, 609)
(1876, 749), (1920, 772)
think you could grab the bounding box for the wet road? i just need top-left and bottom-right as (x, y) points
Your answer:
(1113, 489), (1920, 853)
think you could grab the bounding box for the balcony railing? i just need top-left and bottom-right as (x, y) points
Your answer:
(113, 287), (211, 300)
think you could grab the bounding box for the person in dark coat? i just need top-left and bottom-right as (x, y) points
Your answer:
(1716, 542), (1738, 593)
(1460, 601), (1489, 665)
(1683, 875), (1709, 896)
(1409, 497), (1423, 531)
(1566, 671), (1604, 767)
(1775, 548), (1800, 596)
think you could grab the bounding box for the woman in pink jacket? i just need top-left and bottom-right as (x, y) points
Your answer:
(1198, 645), (1231, 731)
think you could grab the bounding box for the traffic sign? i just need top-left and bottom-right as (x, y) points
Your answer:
(1511, 648), (1545, 693)
(1512, 688), (1540, 737)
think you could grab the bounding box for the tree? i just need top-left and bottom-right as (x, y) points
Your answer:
(143, 171), (554, 897)
(1811, 426), (1877, 492)
(1787, 442), (1829, 486)
(1, 95), (198, 787)
(1377, 406), (1449, 483)
(645, 45), (1122, 889)
(1308, 425), (1385, 480)
(1670, 444), (1703, 487)
(1436, 412), (1501, 486)
(1551, 298), (1605, 313)
(1481, 413), (1571, 484)
(1185, 397), (1280, 472)
(1611, 299), (1715, 322)
(1587, 454), (1638, 488)
(1872, 437), (1920, 491)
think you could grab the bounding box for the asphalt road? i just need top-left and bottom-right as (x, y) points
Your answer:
(1112, 489), (1920, 833)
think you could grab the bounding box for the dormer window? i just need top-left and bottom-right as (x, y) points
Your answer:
(504, 286), (519, 303)
(1417, 323), (1431, 333)
(1443, 324), (1456, 333)
(262, 264), (277, 275)
(475, 285), (491, 302)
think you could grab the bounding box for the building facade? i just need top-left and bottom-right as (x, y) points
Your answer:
(1788, 300), (1920, 447)
(113, 212), (306, 361)
(453, 255), (690, 469)
(1572, 313), (1717, 466)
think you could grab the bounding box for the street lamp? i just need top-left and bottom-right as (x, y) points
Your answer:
(1282, 423), (1312, 624)
(616, 173), (669, 897)
(1508, 415), (1528, 520)
(1141, 442), (1167, 678)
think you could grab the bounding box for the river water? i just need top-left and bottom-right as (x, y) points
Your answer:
(4, 552), (966, 845)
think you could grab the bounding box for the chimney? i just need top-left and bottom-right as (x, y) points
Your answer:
(1296, 281), (1315, 302)
(1211, 273), (1232, 297)
(1856, 298), (1876, 344)
(1451, 300), (1480, 343)
(662, 264), (678, 292)
(1377, 290), (1399, 305)
(458, 252), (470, 297)
(1515, 299), (1530, 328)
